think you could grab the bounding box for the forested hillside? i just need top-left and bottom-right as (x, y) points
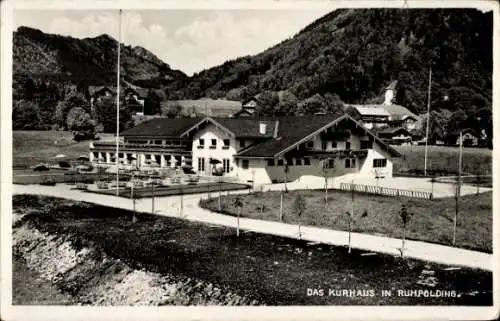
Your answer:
(164, 9), (492, 117)
(12, 9), (493, 146)
(13, 26), (186, 89)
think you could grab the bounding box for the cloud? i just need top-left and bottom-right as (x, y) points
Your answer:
(43, 10), (327, 75)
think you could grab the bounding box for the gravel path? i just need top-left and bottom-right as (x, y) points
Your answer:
(13, 184), (493, 271)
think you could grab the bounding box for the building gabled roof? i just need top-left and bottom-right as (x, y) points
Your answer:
(383, 104), (419, 121)
(236, 113), (401, 158)
(120, 117), (204, 137)
(88, 86), (115, 96)
(180, 117), (277, 139)
(449, 128), (479, 138)
(242, 96), (259, 105)
(347, 105), (391, 117)
(375, 127), (412, 136)
(125, 87), (149, 98)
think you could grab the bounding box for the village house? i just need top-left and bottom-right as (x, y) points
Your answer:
(88, 84), (149, 114)
(345, 81), (421, 141)
(447, 128), (480, 147)
(89, 112), (400, 185)
(232, 96), (258, 117)
(375, 127), (414, 145)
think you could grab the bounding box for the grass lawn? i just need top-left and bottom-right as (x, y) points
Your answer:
(13, 169), (129, 185)
(393, 145), (492, 176)
(13, 195), (492, 305)
(200, 190), (492, 253)
(13, 130), (114, 168)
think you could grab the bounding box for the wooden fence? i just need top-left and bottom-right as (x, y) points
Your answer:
(338, 183), (433, 200)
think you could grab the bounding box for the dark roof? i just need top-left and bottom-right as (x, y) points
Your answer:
(242, 96), (259, 105)
(125, 87), (149, 98)
(237, 113), (400, 158)
(89, 86), (115, 96)
(120, 117), (203, 137)
(180, 117), (277, 139)
(449, 128), (478, 137)
(376, 127), (411, 135)
(213, 118), (277, 138)
(236, 113), (346, 157)
(119, 113), (400, 158)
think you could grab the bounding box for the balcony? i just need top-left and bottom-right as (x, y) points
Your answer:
(91, 141), (191, 153)
(287, 149), (369, 159)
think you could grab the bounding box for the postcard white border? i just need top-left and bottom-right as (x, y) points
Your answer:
(1, 0), (499, 320)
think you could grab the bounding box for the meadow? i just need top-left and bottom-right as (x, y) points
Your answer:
(13, 131), (113, 168)
(200, 190), (492, 253)
(393, 145), (492, 176)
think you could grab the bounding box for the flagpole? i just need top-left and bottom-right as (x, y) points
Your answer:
(116, 9), (122, 196)
(424, 67), (432, 176)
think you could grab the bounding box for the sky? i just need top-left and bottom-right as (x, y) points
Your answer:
(13, 9), (333, 76)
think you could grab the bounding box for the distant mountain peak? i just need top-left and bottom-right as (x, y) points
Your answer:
(13, 26), (187, 88)
(92, 33), (116, 42)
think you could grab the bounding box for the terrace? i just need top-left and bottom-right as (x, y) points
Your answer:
(90, 141), (192, 153)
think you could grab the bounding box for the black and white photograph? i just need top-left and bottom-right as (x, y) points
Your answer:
(1, 0), (498, 320)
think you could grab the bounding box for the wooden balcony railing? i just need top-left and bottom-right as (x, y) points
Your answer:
(288, 149), (369, 159)
(91, 141), (191, 151)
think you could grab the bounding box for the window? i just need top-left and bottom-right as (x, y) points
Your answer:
(198, 157), (205, 171)
(211, 139), (217, 146)
(306, 141), (314, 148)
(286, 158), (293, 166)
(321, 141), (327, 150)
(323, 159), (335, 169)
(145, 154), (152, 160)
(373, 158), (387, 168)
(93, 152), (98, 159)
(223, 139), (230, 149)
(295, 158), (302, 166)
(242, 159), (249, 169)
(345, 158), (356, 168)
(331, 141), (337, 148)
(223, 159), (231, 173)
(198, 139), (205, 149)
(154, 140), (162, 145)
(118, 153), (124, 158)
(360, 140), (372, 149)
(345, 141), (351, 150)
(267, 159), (275, 166)
(304, 158), (311, 166)
(277, 159), (284, 166)
(240, 140), (245, 148)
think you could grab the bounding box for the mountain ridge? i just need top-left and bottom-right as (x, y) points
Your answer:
(161, 8), (492, 116)
(13, 26), (187, 87)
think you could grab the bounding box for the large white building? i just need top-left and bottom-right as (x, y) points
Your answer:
(89, 112), (401, 185)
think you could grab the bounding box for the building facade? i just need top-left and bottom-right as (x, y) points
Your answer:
(89, 114), (400, 185)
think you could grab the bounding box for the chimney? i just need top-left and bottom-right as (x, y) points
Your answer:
(273, 121), (280, 138)
(259, 122), (267, 135)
